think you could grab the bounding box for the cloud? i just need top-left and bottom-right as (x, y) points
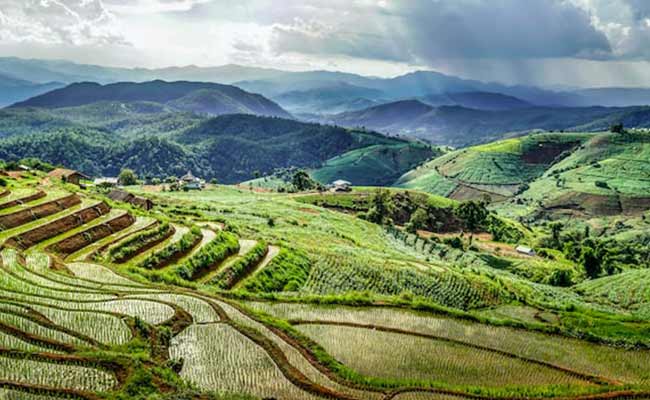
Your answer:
(0, 0), (128, 46)
(104, 0), (213, 15)
(266, 0), (612, 64)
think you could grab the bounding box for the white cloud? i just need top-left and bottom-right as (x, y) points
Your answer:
(0, 0), (128, 46)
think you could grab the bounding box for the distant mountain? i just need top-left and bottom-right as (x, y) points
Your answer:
(573, 88), (650, 107)
(420, 92), (532, 111)
(328, 100), (650, 146)
(5, 56), (650, 109)
(11, 81), (291, 118)
(333, 100), (434, 129)
(0, 73), (64, 107)
(272, 83), (385, 114)
(0, 57), (289, 85)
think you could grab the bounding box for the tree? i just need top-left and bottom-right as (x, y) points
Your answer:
(291, 170), (315, 192)
(581, 246), (602, 279)
(550, 222), (563, 249)
(365, 189), (394, 225)
(406, 207), (428, 233)
(118, 169), (138, 186)
(454, 201), (488, 231)
(610, 123), (625, 134)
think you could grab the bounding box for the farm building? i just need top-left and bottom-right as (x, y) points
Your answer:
(180, 171), (205, 190)
(331, 179), (352, 192)
(108, 189), (154, 210)
(516, 245), (536, 256)
(47, 168), (89, 186)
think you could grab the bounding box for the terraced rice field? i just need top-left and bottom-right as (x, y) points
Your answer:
(0, 183), (648, 399)
(297, 324), (588, 387)
(246, 302), (650, 385)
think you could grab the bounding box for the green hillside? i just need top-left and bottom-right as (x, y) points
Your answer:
(310, 142), (438, 186)
(398, 132), (592, 199)
(0, 111), (431, 183)
(0, 166), (648, 399)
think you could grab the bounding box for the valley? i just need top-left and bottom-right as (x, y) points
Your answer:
(0, 57), (650, 400)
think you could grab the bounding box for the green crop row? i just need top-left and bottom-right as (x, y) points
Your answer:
(176, 231), (240, 281)
(210, 241), (268, 289)
(108, 222), (172, 263)
(138, 227), (202, 270)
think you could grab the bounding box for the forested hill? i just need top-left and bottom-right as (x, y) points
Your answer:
(0, 112), (434, 183)
(10, 80), (291, 118)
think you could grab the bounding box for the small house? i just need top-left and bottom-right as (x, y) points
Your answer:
(516, 245), (536, 257)
(48, 168), (89, 186)
(180, 171), (204, 190)
(108, 189), (154, 210)
(331, 179), (352, 192)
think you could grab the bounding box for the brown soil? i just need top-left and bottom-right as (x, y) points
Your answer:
(5, 202), (111, 250)
(544, 192), (650, 217)
(47, 213), (135, 258)
(521, 141), (580, 165)
(0, 190), (46, 210)
(449, 183), (508, 203)
(0, 194), (81, 230)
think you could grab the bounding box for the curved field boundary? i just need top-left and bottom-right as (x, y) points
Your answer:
(1, 252), (149, 297)
(291, 320), (615, 386)
(0, 306), (101, 348)
(46, 212), (135, 259)
(4, 203), (110, 250)
(0, 191), (46, 211)
(0, 380), (101, 400)
(193, 295), (363, 400)
(68, 217), (158, 263)
(208, 241), (268, 288)
(384, 388), (650, 400)
(105, 222), (172, 264)
(233, 245), (280, 290)
(217, 300), (646, 400)
(134, 226), (197, 270)
(0, 194), (81, 231)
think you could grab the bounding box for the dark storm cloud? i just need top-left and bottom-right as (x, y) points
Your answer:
(268, 0), (612, 63)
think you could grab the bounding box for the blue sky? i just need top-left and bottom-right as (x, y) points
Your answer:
(1, 0), (650, 87)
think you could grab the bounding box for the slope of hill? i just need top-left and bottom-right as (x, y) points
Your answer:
(310, 142), (439, 186)
(0, 73), (64, 107)
(330, 101), (650, 146)
(272, 83), (385, 114)
(398, 130), (650, 220)
(420, 91), (532, 110)
(11, 80), (291, 119)
(0, 112), (431, 183)
(397, 133), (593, 199)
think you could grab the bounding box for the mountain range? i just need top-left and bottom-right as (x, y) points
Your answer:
(326, 99), (650, 146)
(4, 57), (650, 111)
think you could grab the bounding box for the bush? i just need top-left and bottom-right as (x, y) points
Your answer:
(176, 231), (240, 280)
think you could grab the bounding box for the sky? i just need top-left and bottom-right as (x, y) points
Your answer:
(2, 0), (650, 87)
